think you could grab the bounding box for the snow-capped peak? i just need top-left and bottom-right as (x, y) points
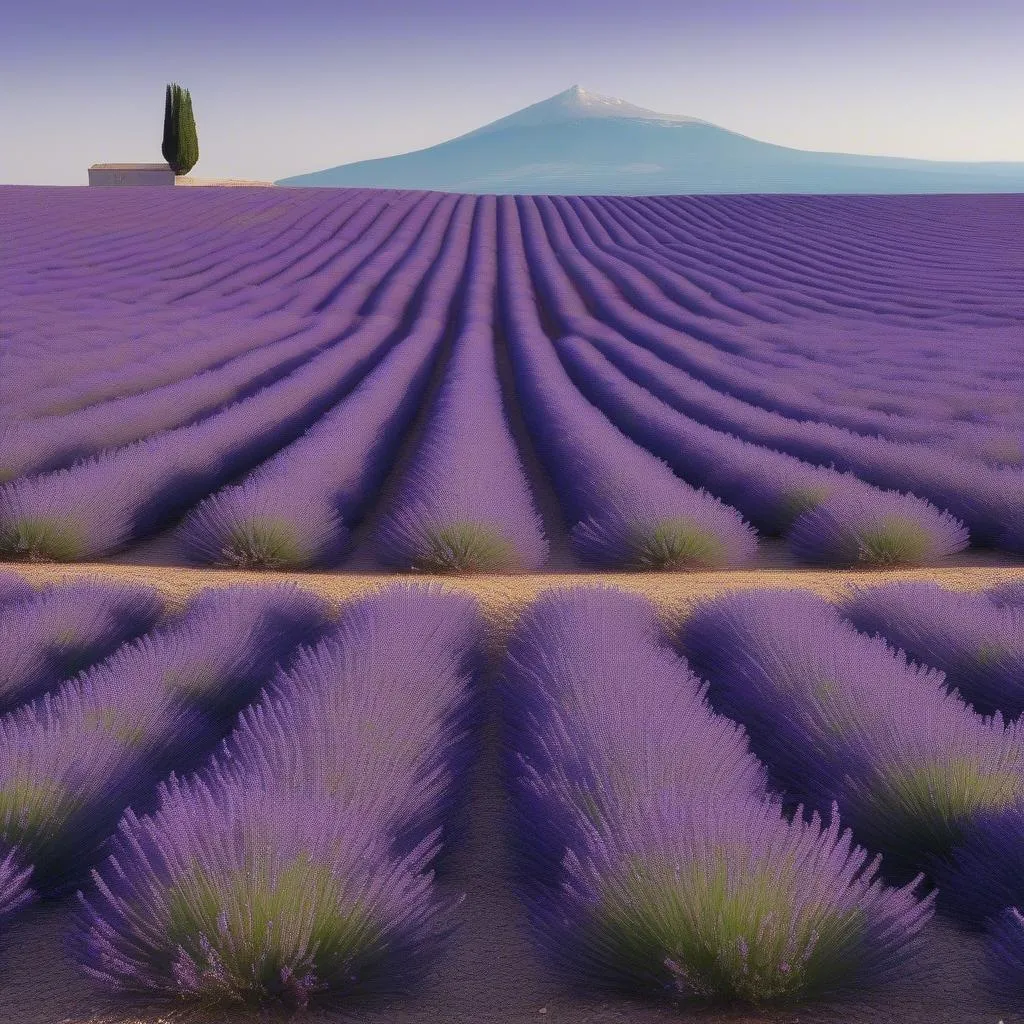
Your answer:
(460, 86), (711, 138)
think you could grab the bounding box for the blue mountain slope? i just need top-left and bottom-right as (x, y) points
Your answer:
(276, 86), (1024, 195)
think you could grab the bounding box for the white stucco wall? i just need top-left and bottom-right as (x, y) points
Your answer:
(88, 164), (175, 186)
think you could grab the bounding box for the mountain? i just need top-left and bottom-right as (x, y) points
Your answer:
(275, 85), (1024, 194)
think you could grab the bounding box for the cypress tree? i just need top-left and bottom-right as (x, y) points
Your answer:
(174, 88), (200, 176)
(160, 83), (179, 168)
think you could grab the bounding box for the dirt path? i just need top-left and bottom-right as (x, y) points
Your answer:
(4, 558), (1023, 627)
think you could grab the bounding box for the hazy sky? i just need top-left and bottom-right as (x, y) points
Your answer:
(3, 0), (1024, 185)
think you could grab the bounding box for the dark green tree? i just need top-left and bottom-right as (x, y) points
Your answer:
(174, 88), (200, 176)
(160, 83), (179, 167)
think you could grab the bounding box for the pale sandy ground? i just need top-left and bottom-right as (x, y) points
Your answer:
(174, 177), (278, 187)
(1, 559), (1023, 1024)
(4, 555), (1024, 634)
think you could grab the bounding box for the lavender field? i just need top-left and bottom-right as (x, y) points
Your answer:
(2, 182), (1024, 1023)
(2, 186), (1024, 574)
(0, 574), (1021, 1022)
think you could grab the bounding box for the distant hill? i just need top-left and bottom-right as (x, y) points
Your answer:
(275, 84), (1024, 194)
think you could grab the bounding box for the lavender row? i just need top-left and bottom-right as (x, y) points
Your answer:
(0, 583), (331, 897)
(497, 195), (758, 570)
(71, 584), (484, 1008)
(175, 195), (476, 569)
(2, 192), (418, 415)
(539, 196), (1024, 474)
(586, 202), (1024, 446)
(373, 195), (549, 573)
(555, 333), (967, 567)
(500, 586), (932, 1005)
(560, 196), (1024, 433)
(115, 191), (373, 304)
(4, 305), (313, 422)
(2, 193), (429, 420)
(3, 190), (366, 310)
(2, 189), (328, 277)
(557, 299), (1022, 549)
(0, 316), (352, 481)
(837, 582), (1024, 718)
(598, 201), (1024, 437)
(602, 195), (1021, 336)
(679, 588), (1024, 881)
(2, 303), (293, 420)
(0, 195), (465, 561)
(0, 579), (165, 714)
(607, 194), (1024, 337)
(561, 196), (1024, 431)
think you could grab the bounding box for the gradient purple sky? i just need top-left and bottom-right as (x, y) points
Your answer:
(3, 0), (1024, 185)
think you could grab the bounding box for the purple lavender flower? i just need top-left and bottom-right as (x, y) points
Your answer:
(214, 583), (485, 857)
(680, 588), (1024, 873)
(0, 844), (34, 921)
(787, 492), (969, 567)
(501, 585), (932, 1003)
(0, 579), (165, 713)
(71, 776), (449, 1007)
(0, 570), (32, 609)
(537, 795), (932, 1004)
(989, 580), (1024, 609)
(839, 582), (1024, 718)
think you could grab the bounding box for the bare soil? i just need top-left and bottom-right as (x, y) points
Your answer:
(174, 177), (278, 187)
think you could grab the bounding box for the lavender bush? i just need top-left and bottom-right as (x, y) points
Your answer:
(501, 586), (932, 1005)
(540, 794), (932, 1004)
(786, 493), (969, 568)
(679, 588), (1024, 876)
(214, 583), (485, 861)
(0, 583), (332, 892)
(71, 777), (448, 1008)
(71, 583), (483, 1008)
(554, 332), (968, 566)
